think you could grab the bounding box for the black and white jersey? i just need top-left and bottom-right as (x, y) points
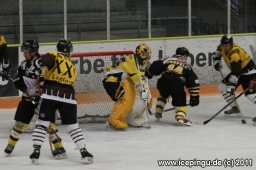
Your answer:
(13, 55), (44, 97)
(148, 55), (199, 89)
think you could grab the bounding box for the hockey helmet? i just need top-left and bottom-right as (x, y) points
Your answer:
(57, 39), (73, 54)
(176, 47), (189, 57)
(135, 44), (152, 60)
(220, 34), (233, 44)
(21, 40), (39, 52)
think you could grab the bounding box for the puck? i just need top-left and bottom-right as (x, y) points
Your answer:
(242, 119), (246, 124)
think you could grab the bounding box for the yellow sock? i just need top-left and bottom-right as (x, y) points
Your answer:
(8, 121), (29, 146)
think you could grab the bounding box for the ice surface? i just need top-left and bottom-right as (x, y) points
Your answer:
(0, 95), (256, 170)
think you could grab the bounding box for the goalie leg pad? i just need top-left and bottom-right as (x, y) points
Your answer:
(108, 79), (136, 129)
(128, 115), (149, 127)
(126, 92), (147, 126)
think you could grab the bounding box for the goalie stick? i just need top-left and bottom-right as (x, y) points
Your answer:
(219, 70), (246, 124)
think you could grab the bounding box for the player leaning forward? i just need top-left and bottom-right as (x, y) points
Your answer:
(30, 40), (93, 164)
(4, 40), (67, 159)
(147, 47), (200, 126)
(213, 34), (256, 124)
(102, 44), (152, 129)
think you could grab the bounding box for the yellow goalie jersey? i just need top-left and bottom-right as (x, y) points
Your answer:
(218, 43), (254, 76)
(103, 54), (146, 85)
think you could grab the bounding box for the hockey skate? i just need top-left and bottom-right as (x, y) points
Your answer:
(177, 118), (192, 126)
(4, 144), (14, 156)
(52, 147), (68, 159)
(80, 148), (93, 164)
(30, 145), (41, 165)
(155, 113), (162, 122)
(252, 117), (256, 126)
(224, 106), (240, 117)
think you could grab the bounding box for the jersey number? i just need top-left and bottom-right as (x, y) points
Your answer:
(52, 59), (73, 78)
(167, 64), (184, 74)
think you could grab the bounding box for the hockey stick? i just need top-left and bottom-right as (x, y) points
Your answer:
(47, 127), (63, 155)
(164, 104), (190, 112)
(46, 128), (54, 154)
(219, 70), (246, 124)
(203, 87), (249, 125)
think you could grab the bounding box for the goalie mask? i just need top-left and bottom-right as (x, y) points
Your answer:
(176, 47), (189, 59)
(21, 40), (39, 53)
(57, 39), (73, 54)
(135, 44), (152, 60)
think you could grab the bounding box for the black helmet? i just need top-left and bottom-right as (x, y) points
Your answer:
(221, 34), (233, 44)
(176, 47), (189, 56)
(21, 40), (39, 52)
(57, 39), (73, 54)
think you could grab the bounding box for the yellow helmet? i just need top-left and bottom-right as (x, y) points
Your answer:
(135, 44), (152, 59)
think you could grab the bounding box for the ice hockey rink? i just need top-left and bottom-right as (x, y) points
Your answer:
(0, 94), (256, 170)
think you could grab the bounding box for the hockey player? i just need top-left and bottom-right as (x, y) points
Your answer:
(30, 39), (93, 164)
(0, 35), (10, 81)
(147, 47), (200, 126)
(102, 44), (152, 129)
(213, 34), (256, 123)
(4, 40), (67, 159)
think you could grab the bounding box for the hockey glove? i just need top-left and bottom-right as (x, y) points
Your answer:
(249, 78), (256, 90)
(1, 66), (10, 81)
(213, 55), (222, 71)
(189, 95), (199, 107)
(145, 62), (153, 79)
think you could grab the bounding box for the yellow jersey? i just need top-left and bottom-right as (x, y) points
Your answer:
(218, 43), (253, 76)
(103, 54), (147, 85)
